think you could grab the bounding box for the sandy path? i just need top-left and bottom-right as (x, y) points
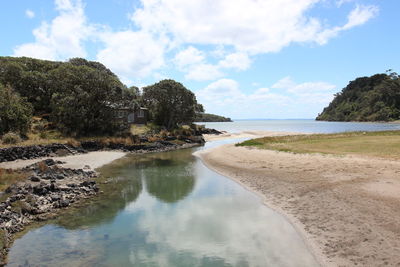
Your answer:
(0, 151), (127, 170)
(194, 144), (400, 267)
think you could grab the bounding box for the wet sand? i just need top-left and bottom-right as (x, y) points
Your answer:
(0, 151), (127, 170)
(194, 138), (400, 266)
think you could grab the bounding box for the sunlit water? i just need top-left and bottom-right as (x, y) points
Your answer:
(199, 119), (400, 133)
(7, 140), (319, 267)
(7, 121), (400, 266)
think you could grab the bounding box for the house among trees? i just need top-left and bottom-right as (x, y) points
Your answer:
(109, 102), (148, 126)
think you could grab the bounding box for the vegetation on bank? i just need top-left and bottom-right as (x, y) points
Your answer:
(195, 113), (232, 122)
(237, 130), (400, 160)
(317, 71), (400, 122)
(0, 57), (207, 145)
(0, 168), (28, 192)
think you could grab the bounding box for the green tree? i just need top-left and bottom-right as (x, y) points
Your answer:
(317, 73), (400, 122)
(48, 64), (127, 136)
(142, 79), (200, 129)
(0, 84), (33, 135)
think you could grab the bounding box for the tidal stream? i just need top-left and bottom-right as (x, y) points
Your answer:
(7, 140), (319, 267)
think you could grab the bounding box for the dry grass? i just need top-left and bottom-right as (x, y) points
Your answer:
(0, 130), (69, 148)
(237, 130), (400, 160)
(130, 124), (151, 136)
(0, 168), (29, 192)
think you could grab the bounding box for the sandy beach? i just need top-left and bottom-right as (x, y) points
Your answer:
(0, 151), (127, 170)
(203, 130), (301, 141)
(194, 137), (400, 266)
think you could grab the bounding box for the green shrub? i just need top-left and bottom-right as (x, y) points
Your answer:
(0, 84), (33, 135)
(2, 132), (22, 144)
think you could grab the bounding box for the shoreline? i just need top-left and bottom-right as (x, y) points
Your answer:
(202, 130), (301, 142)
(0, 151), (127, 170)
(0, 142), (202, 265)
(194, 149), (326, 266)
(194, 135), (400, 266)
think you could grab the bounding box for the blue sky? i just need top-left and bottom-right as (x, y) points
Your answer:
(1, 0), (399, 119)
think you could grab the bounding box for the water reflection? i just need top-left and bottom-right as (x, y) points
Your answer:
(145, 158), (196, 203)
(7, 148), (318, 267)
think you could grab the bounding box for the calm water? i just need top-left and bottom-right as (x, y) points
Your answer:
(199, 119), (400, 133)
(7, 121), (400, 266)
(7, 140), (319, 267)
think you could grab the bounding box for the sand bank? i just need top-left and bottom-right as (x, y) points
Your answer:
(203, 130), (300, 141)
(194, 143), (400, 266)
(0, 151), (127, 170)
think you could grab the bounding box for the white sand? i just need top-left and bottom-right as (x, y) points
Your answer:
(0, 151), (127, 170)
(194, 142), (400, 267)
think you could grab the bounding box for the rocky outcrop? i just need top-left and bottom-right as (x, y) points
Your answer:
(81, 137), (205, 152)
(0, 159), (99, 263)
(0, 144), (84, 163)
(196, 128), (224, 135)
(0, 136), (206, 164)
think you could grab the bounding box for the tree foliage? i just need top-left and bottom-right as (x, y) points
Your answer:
(0, 84), (33, 135)
(0, 57), (135, 136)
(48, 64), (127, 136)
(142, 80), (200, 129)
(195, 112), (232, 122)
(317, 73), (400, 121)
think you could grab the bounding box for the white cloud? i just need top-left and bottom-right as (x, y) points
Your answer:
(336, 0), (354, 7)
(316, 4), (378, 44)
(196, 77), (336, 119)
(343, 5), (379, 30)
(271, 76), (297, 89)
(273, 76), (335, 94)
(218, 52), (251, 71)
(173, 46), (205, 69)
(131, 0), (378, 55)
(173, 47), (224, 81)
(174, 49), (251, 80)
(14, 0), (92, 60)
(25, 9), (35, 19)
(198, 79), (243, 101)
(13, 0), (379, 82)
(184, 64), (223, 81)
(96, 30), (165, 80)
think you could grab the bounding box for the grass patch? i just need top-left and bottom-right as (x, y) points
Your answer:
(0, 168), (29, 192)
(130, 124), (151, 136)
(236, 130), (400, 160)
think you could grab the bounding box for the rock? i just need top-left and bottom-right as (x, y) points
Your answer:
(30, 175), (40, 182)
(58, 199), (70, 208)
(44, 159), (56, 166)
(83, 165), (91, 170)
(50, 194), (61, 201)
(0, 144), (83, 163)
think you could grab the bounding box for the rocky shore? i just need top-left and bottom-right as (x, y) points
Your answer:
(0, 130), (216, 265)
(0, 158), (99, 264)
(0, 135), (207, 163)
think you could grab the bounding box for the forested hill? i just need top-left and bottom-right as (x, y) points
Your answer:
(195, 113), (232, 122)
(316, 73), (400, 122)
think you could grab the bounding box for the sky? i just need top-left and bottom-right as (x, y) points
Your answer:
(1, 0), (399, 119)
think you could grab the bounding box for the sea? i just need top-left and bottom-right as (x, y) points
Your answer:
(199, 119), (400, 134)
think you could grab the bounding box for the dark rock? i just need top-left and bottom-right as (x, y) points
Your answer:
(59, 199), (70, 208)
(0, 144), (82, 163)
(44, 159), (56, 166)
(30, 175), (40, 182)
